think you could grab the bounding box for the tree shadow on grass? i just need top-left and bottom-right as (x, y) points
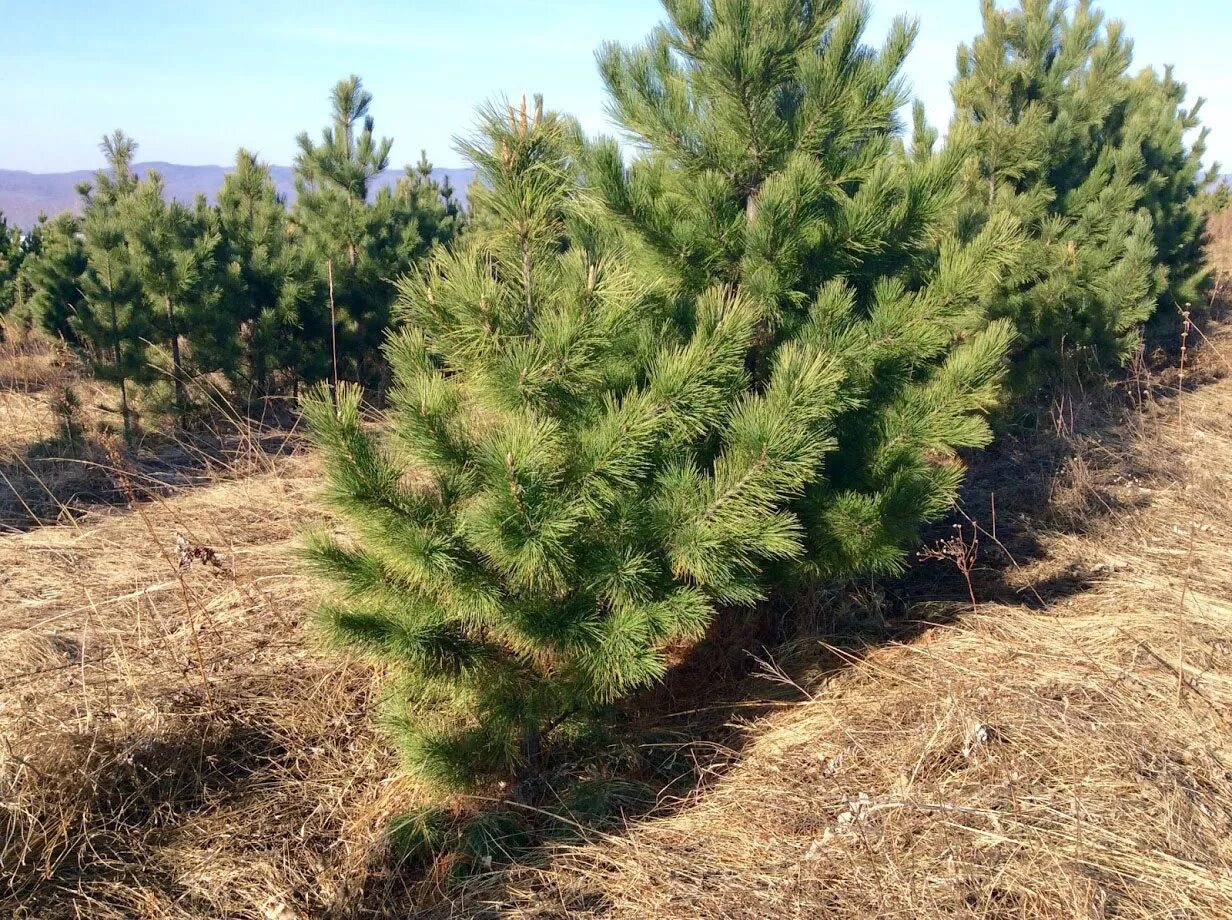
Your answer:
(0, 417), (304, 534)
(2, 706), (286, 917)
(362, 346), (1230, 918)
(7, 332), (1222, 919)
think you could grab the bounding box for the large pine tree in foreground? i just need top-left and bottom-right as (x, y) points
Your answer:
(305, 0), (1025, 799)
(305, 98), (845, 790)
(594, 0), (1020, 580)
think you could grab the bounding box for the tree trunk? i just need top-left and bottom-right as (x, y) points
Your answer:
(374, 358), (391, 410)
(519, 723), (541, 784)
(520, 231), (534, 334)
(118, 374), (132, 444)
(108, 297), (132, 444)
(988, 137), (998, 208)
(327, 258), (339, 388)
(165, 295), (186, 415)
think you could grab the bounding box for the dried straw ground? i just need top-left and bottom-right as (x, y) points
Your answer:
(492, 326), (1232, 919)
(0, 351), (423, 917)
(1210, 206), (1232, 305)
(3, 310), (1232, 917)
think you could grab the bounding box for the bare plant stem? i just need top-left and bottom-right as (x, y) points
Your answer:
(327, 258), (339, 391)
(1178, 523), (1196, 707)
(103, 440), (216, 710)
(1178, 304), (1192, 428)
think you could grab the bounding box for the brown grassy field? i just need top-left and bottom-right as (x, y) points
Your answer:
(4, 231), (1232, 917)
(1210, 205), (1232, 305)
(495, 343), (1232, 919)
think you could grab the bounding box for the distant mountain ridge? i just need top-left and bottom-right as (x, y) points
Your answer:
(0, 162), (476, 230)
(3, 165), (1224, 232)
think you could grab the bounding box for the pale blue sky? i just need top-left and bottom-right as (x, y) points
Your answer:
(0, 0), (1228, 174)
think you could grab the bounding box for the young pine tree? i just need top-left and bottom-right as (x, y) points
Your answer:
(304, 98), (845, 791)
(0, 211), (22, 317)
(365, 150), (466, 331)
(123, 171), (220, 417)
(92, 131), (140, 207)
(293, 75), (394, 386)
(1123, 65), (1221, 310)
(949, 0), (1210, 382)
(19, 213), (87, 343)
(76, 206), (150, 443)
(217, 149), (326, 396)
(294, 75), (392, 271)
(294, 77), (463, 389)
(399, 149), (465, 244)
(73, 132), (151, 442)
(594, 0), (1020, 581)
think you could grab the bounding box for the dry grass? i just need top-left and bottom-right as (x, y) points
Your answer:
(0, 332), (308, 531)
(0, 335), (104, 526)
(0, 368), (430, 917)
(0, 332), (142, 530)
(485, 328), (1232, 919)
(1209, 204), (1232, 305)
(3, 316), (1232, 917)
(0, 458), (454, 917)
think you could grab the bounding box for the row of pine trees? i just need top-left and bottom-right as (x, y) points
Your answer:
(306, 0), (1227, 849)
(0, 77), (463, 438)
(1, 0), (1227, 856)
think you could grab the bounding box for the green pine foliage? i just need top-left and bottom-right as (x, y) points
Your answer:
(9, 75), (463, 424)
(1126, 65), (1221, 309)
(293, 75), (394, 275)
(293, 76), (462, 389)
(122, 170), (220, 416)
(216, 149), (327, 396)
(0, 211), (22, 317)
(304, 97), (850, 790)
(76, 209), (150, 442)
(404, 148), (465, 235)
(951, 0), (1214, 384)
(593, 0), (1020, 581)
(73, 132), (152, 442)
(18, 213), (87, 343)
(4, 220), (44, 326)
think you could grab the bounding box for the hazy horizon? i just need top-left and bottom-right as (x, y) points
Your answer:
(1, 0), (1230, 175)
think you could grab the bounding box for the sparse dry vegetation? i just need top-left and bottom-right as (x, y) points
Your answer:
(1209, 204), (1232, 305)
(496, 358), (1232, 918)
(0, 334), (118, 529)
(0, 422), (425, 917)
(2, 302), (1232, 917)
(479, 318), (1232, 919)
